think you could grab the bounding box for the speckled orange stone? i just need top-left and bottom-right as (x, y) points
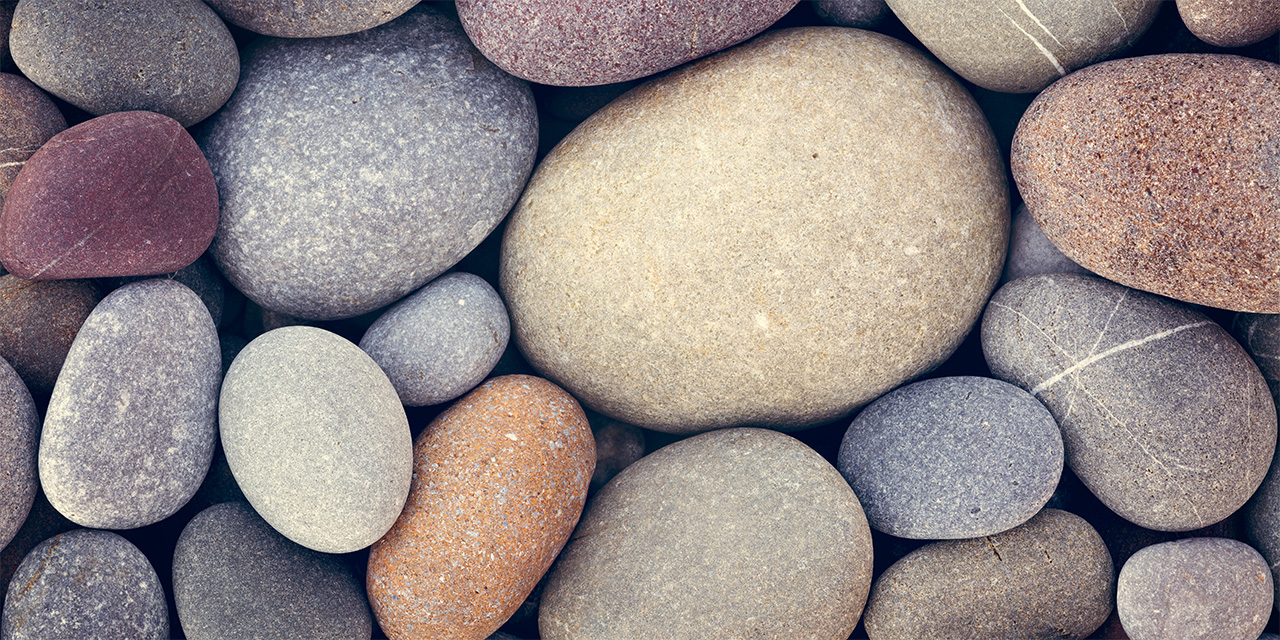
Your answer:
(367, 374), (594, 640)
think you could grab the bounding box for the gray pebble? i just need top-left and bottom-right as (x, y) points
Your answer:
(205, 0), (420, 38)
(106, 255), (225, 328)
(814, 0), (890, 27)
(1002, 203), (1091, 283)
(1234, 312), (1280, 404)
(1245, 443), (1280, 614)
(0, 357), (36, 550)
(589, 417), (645, 493)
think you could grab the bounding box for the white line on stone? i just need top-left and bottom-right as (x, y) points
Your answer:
(1032, 320), (1214, 394)
(1108, 0), (1129, 31)
(997, 7), (1067, 76)
(1013, 0), (1063, 47)
(29, 223), (107, 279)
(0, 161), (27, 169)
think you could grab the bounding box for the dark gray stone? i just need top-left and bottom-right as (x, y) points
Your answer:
(219, 334), (247, 376)
(173, 502), (372, 640)
(1246, 446), (1280, 614)
(1002, 203), (1091, 283)
(205, 0), (420, 38)
(981, 274), (1276, 532)
(0, 3), (12, 70)
(589, 417), (645, 493)
(0, 357), (36, 550)
(0, 276), (101, 394)
(39, 279), (220, 529)
(0, 530), (168, 640)
(1234, 312), (1280, 404)
(106, 256), (225, 328)
(814, 0), (890, 27)
(540, 82), (636, 122)
(838, 375), (1063, 539)
(201, 6), (537, 320)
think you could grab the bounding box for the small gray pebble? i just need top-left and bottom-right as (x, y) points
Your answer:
(0, 356), (36, 550)
(1002, 203), (1091, 283)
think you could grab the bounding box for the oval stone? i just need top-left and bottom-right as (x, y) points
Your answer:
(205, 0), (420, 37)
(367, 375), (594, 640)
(0, 73), (64, 208)
(1002, 203), (1090, 283)
(1012, 54), (1280, 313)
(0, 276), (100, 393)
(0, 356), (36, 550)
(220, 326), (412, 553)
(1235, 312), (1280, 403)
(981, 274), (1276, 531)
(501, 28), (1008, 434)
(1177, 0), (1280, 47)
(539, 428), (873, 640)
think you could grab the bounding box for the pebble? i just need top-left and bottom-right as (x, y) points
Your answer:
(589, 417), (645, 493)
(0, 276), (100, 393)
(0, 73), (64, 208)
(1246, 444), (1280, 614)
(0, 491), (75, 612)
(205, 0), (420, 37)
(1177, 0), (1280, 47)
(105, 256), (225, 329)
(0, 357), (36, 550)
(814, 0), (890, 27)
(1234, 312), (1280, 403)
(1001, 203), (1090, 283)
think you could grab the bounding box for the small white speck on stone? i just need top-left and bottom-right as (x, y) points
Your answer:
(904, 246), (922, 256)
(505, 433), (518, 441)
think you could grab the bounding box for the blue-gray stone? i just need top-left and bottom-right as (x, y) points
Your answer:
(1001, 203), (1091, 283)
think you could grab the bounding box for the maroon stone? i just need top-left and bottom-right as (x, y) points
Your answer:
(0, 111), (218, 280)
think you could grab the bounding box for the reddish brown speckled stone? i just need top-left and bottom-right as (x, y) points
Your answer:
(0, 73), (65, 208)
(1178, 0), (1280, 47)
(0, 110), (218, 280)
(0, 275), (100, 393)
(367, 374), (594, 640)
(1012, 54), (1280, 313)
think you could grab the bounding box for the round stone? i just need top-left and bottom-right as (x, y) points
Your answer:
(0, 276), (100, 393)
(1177, 0), (1280, 47)
(0, 73), (64, 209)
(500, 28), (1008, 434)
(1002, 203), (1090, 283)
(201, 5), (537, 320)
(814, 0), (890, 27)
(1236, 312), (1280, 403)
(1246, 439), (1280, 614)
(205, 0), (420, 37)
(589, 417), (645, 493)
(539, 428), (873, 640)
(0, 356), (36, 550)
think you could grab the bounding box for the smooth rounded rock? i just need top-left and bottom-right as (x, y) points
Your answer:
(206, 0), (420, 38)
(501, 28), (1008, 434)
(539, 428), (873, 640)
(106, 256), (226, 328)
(0, 73), (64, 208)
(1246, 439), (1280, 613)
(589, 418), (644, 493)
(1177, 0), (1280, 47)
(220, 326), (412, 553)
(0, 276), (100, 393)
(202, 6), (537, 321)
(982, 274), (1276, 531)
(1002, 203), (1090, 283)
(814, 0), (890, 27)
(1236, 312), (1280, 403)
(0, 357), (36, 550)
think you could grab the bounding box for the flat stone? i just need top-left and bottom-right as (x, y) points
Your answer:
(981, 274), (1276, 531)
(589, 417), (645, 493)
(0, 111), (218, 280)
(360, 272), (510, 407)
(0, 73), (64, 208)
(106, 255), (225, 328)
(173, 502), (372, 640)
(1117, 538), (1272, 640)
(0, 356), (36, 550)
(40, 279), (220, 529)
(205, 0), (420, 37)
(367, 375), (594, 640)
(1002, 203), (1090, 283)
(201, 6), (537, 320)
(501, 28), (1008, 434)
(1013, 54), (1280, 313)
(1235, 312), (1280, 404)
(1177, 0), (1280, 47)
(814, 0), (890, 27)
(0, 276), (100, 393)
(539, 428), (873, 640)
(0, 530), (168, 640)
(220, 326), (412, 553)
(455, 0), (798, 86)
(838, 376), (1063, 539)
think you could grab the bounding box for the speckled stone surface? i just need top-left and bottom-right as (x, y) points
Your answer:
(360, 272), (510, 407)
(0, 530), (168, 640)
(39, 279), (220, 529)
(106, 256), (225, 328)
(0, 357), (36, 551)
(0, 111), (218, 280)
(885, 0), (1161, 93)
(0, 276), (100, 393)
(367, 375), (594, 640)
(863, 509), (1114, 639)
(814, 0), (890, 27)
(201, 6), (537, 321)
(221, 326), (411, 553)
(1236, 312), (1280, 404)
(501, 28), (1008, 434)
(589, 418), (644, 493)
(206, 0), (420, 38)
(838, 376), (1063, 539)
(1245, 444), (1280, 613)
(1013, 54), (1280, 313)
(539, 428), (873, 640)
(1177, 0), (1280, 47)
(1117, 538), (1271, 640)
(0, 491), (75, 611)
(173, 502), (373, 640)
(1002, 203), (1090, 283)
(0, 73), (64, 208)
(456, 0), (798, 86)
(981, 274), (1276, 531)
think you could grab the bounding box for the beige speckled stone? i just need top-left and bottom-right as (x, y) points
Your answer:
(501, 27), (1008, 435)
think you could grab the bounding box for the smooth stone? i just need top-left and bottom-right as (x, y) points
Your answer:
(539, 428), (873, 640)
(981, 274), (1276, 531)
(1001, 203), (1090, 283)
(814, 0), (890, 27)
(501, 28), (1008, 434)
(1013, 54), (1280, 313)
(1246, 440), (1280, 613)
(202, 6), (537, 320)
(0, 111), (218, 280)
(173, 502), (372, 640)
(0, 530), (168, 640)
(1178, 0), (1280, 47)
(864, 509), (1113, 638)
(0, 276), (100, 393)
(206, 0), (420, 37)
(220, 326), (412, 553)
(367, 375), (594, 640)
(105, 255), (225, 328)
(838, 376), (1063, 539)
(1236, 312), (1280, 403)
(40, 279), (220, 529)
(589, 417), (645, 493)
(0, 357), (36, 550)
(0, 491), (75, 611)
(455, 0), (798, 86)
(360, 272), (510, 407)
(1117, 538), (1272, 640)
(0, 73), (64, 207)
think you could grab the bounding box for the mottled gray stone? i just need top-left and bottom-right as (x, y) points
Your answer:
(982, 274), (1276, 532)
(863, 509), (1114, 639)
(0, 530), (168, 640)
(173, 502), (372, 640)
(39, 279), (220, 529)
(106, 255), (225, 328)
(205, 0), (420, 38)
(1245, 446), (1280, 613)
(814, 0), (890, 27)
(838, 376), (1063, 539)
(539, 428), (873, 640)
(1117, 538), (1272, 640)
(1002, 203), (1091, 283)
(202, 6), (537, 321)
(1235, 312), (1280, 404)
(220, 326), (412, 553)
(360, 272), (509, 406)
(0, 357), (36, 550)
(589, 417), (645, 493)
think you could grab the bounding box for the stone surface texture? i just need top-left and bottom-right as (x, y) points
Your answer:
(0, 276), (100, 393)
(0, 73), (64, 208)
(1246, 441), (1280, 613)
(206, 0), (421, 37)
(0, 357), (36, 550)
(1236, 312), (1280, 403)
(0, 3), (12, 69)
(1177, 0), (1280, 47)
(588, 418), (644, 492)
(1002, 203), (1090, 283)
(814, 0), (889, 27)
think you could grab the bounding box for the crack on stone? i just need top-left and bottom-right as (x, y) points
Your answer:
(1032, 321), (1214, 394)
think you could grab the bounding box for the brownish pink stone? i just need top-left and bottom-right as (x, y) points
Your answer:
(1177, 0), (1280, 47)
(0, 73), (65, 209)
(0, 275), (100, 393)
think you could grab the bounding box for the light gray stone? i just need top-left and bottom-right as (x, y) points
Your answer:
(1002, 203), (1090, 283)
(0, 357), (36, 550)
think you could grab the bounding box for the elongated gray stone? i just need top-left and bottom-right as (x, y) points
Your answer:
(0, 356), (36, 550)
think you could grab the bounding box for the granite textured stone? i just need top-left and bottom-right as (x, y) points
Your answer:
(539, 428), (873, 640)
(814, 0), (890, 27)
(1117, 538), (1271, 640)
(1002, 203), (1090, 283)
(206, 0), (421, 38)
(202, 6), (537, 321)
(106, 256), (225, 328)
(981, 274), (1276, 531)
(0, 491), (75, 612)
(501, 28), (1008, 434)
(0, 111), (218, 280)
(1177, 0), (1280, 47)
(838, 376), (1063, 539)
(220, 326), (412, 553)
(367, 375), (594, 640)
(173, 502), (373, 640)
(456, 0), (798, 86)
(1236, 312), (1280, 404)
(40, 279), (220, 529)
(360, 272), (510, 407)
(0, 357), (36, 550)
(0, 73), (64, 209)
(0, 530), (168, 640)
(0, 276), (100, 393)
(589, 418), (645, 493)
(1013, 54), (1280, 313)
